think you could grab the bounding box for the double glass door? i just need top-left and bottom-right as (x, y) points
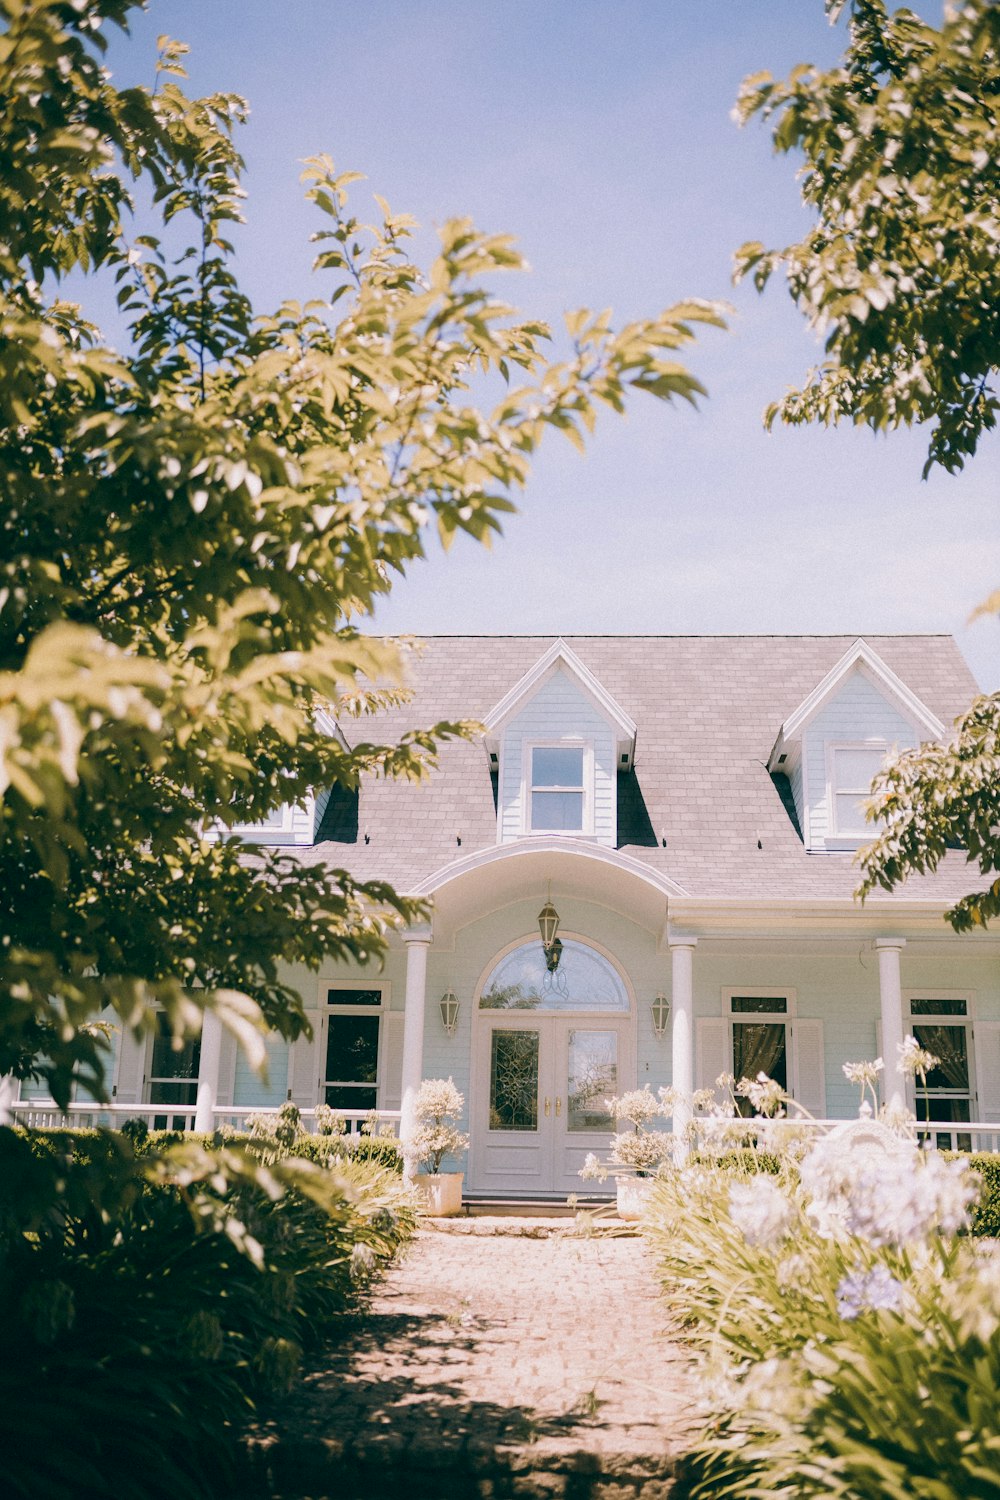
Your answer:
(472, 1015), (631, 1195)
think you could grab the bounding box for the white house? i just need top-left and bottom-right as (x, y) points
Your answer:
(14, 634), (1000, 1196)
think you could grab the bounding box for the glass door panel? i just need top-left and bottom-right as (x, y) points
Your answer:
(489, 1029), (539, 1131)
(566, 1030), (618, 1131)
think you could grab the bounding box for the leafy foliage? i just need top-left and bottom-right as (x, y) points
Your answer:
(735, 0), (1000, 477)
(858, 693), (1000, 928)
(735, 0), (1000, 928)
(0, 0), (725, 1104)
(645, 1150), (1000, 1500)
(0, 1125), (416, 1500)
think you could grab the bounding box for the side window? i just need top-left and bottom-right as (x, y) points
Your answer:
(528, 745), (587, 832)
(829, 745), (887, 838)
(322, 987), (384, 1114)
(147, 1012), (201, 1129)
(906, 995), (974, 1149)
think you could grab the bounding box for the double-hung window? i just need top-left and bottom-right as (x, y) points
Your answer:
(829, 744), (887, 839)
(527, 745), (588, 833)
(321, 986), (385, 1114)
(905, 994), (975, 1149)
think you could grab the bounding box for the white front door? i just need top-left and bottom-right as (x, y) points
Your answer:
(471, 1014), (632, 1195)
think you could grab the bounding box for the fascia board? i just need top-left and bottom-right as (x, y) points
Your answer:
(775, 639), (945, 754)
(482, 638), (637, 748)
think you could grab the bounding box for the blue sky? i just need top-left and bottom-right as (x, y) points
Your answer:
(105, 1), (998, 688)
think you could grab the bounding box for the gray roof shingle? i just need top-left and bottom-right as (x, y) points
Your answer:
(295, 635), (984, 904)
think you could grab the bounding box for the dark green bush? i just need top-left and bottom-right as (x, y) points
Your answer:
(945, 1151), (1000, 1237)
(691, 1148), (783, 1175)
(0, 1126), (415, 1500)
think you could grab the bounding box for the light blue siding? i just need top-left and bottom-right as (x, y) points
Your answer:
(233, 1033), (289, 1107)
(802, 671), (918, 847)
(499, 669), (616, 845)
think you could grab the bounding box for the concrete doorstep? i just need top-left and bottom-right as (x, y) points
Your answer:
(241, 1230), (697, 1500)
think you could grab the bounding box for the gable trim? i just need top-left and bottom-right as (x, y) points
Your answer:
(768, 638), (945, 770)
(482, 638), (637, 766)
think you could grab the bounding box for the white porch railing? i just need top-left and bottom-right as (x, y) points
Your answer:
(8, 1101), (400, 1138)
(689, 1116), (1000, 1155)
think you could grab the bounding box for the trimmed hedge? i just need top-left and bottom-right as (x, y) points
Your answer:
(950, 1152), (1000, 1237)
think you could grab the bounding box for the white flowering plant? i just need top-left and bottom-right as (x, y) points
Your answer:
(407, 1077), (470, 1174)
(580, 1087), (681, 1182)
(642, 1127), (990, 1499)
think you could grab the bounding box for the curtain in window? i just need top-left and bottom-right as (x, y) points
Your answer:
(733, 1023), (787, 1109)
(912, 1025), (969, 1091)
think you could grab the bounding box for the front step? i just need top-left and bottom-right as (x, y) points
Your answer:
(460, 1196), (612, 1218)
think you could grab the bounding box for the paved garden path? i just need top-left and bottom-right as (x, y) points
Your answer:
(249, 1220), (699, 1499)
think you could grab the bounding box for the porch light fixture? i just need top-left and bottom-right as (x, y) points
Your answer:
(651, 993), (670, 1040)
(439, 990), (461, 1036)
(537, 900), (561, 966)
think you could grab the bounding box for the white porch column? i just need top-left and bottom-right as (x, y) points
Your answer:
(0, 1074), (16, 1126)
(875, 937), (906, 1112)
(669, 933), (697, 1163)
(194, 1010), (224, 1133)
(400, 927), (432, 1182)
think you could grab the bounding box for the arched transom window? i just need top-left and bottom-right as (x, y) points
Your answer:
(479, 938), (629, 1013)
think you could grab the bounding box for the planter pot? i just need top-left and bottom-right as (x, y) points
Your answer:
(616, 1175), (654, 1222)
(414, 1171), (464, 1217)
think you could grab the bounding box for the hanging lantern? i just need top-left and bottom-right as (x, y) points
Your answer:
(538, 900), (561, 955)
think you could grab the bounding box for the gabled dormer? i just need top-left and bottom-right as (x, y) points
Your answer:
(768, 639), (944, 852)
(483, 640), (636, 846)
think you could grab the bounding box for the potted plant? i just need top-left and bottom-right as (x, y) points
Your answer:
(407, 1077), (470, 1217)
(580, 1088), (673, 1220)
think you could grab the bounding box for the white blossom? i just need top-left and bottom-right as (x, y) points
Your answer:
(728, 1176), (795, 1250)
(836, 1264), (905, 1319)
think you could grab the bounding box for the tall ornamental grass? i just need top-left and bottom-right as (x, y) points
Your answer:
(645, 1139), (1000, 1498)
(0, 1123), (416, 1500)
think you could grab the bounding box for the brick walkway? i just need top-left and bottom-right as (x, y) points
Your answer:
(248, 1222), (698, 1499)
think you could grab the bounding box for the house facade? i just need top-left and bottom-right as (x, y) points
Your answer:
(14, 634), (1000, 1194)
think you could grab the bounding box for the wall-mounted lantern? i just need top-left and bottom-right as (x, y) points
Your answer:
(439, 990), (461, 1037)
(651, 993), (671, 1040)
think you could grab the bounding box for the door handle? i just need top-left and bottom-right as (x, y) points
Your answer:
(544, 1096), (551, 1117)
(555, 1096), (562, 1117)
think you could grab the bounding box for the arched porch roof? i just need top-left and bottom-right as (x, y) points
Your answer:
(410, 836), (688, 943)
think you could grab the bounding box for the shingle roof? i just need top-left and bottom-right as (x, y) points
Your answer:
(295, 635), (983, 903)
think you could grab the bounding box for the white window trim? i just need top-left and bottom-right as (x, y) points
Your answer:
(143, 1009), (202, 1107)
(230, 804), (296, 837)
(825, 741), (889, 847)
(520, 739), (595, 837)
(723, 987), (797, 1092)
(903, 988), (977, 1118)
(316, 980), (389, 1109)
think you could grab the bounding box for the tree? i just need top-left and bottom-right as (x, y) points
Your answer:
(735, 0), (1000, 477)
(0, 0), (725, 1104)
(733, 0), (1000, 928)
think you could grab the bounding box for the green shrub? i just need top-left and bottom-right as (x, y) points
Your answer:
(645, 1149), (999, 1500)
(953, 1152), (1000, 1237)
(0, 1127), (415, 1500)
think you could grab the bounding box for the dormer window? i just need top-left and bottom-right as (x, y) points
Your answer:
(829, 744), (887, 839)
(527, 744), (591, 833)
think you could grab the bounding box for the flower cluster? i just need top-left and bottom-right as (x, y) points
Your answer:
(799, 1136), (978, 1248)
(728, 1176), (795, 1249)
(606, 1088), (661, 1130)
(897, 1034), (940, 1080)
(609, 1130), (673, 1173)
(736, 1072), (786, 1118)
(835, 1264), (905, 1320)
